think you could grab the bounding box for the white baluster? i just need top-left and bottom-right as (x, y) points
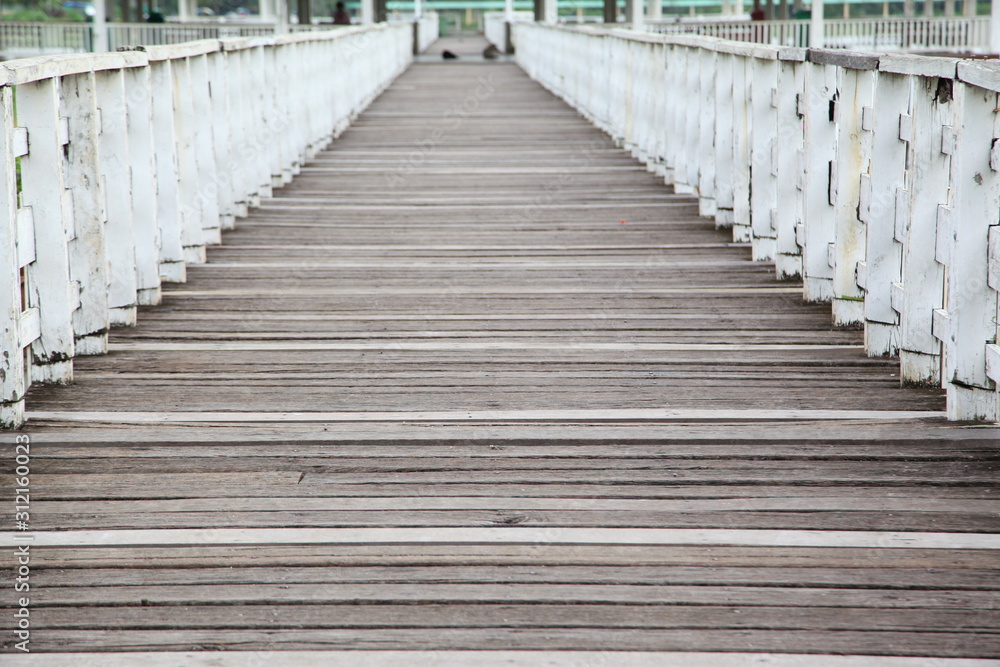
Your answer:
(15, 75), (76, 380)
(0, 84), (26, 427)
(827, 53), (878, 327)
(95, 67), (139, 326)
(147, 57), (186, 283)
(713, 50), (735, 229)
(774, 49), (807, 279)
(59, 69), (109, 354)
(748, 48), (779, 261)
(697, 46), (717, 218)
(123, 64), (162, 307)
(937, 61), (1000, 421)
(801, 56), (838, 302)
(880, 55), (956, 386)
(730, 52), (752, 242)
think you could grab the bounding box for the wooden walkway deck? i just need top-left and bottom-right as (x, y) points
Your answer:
(6, 37), (1000, 661)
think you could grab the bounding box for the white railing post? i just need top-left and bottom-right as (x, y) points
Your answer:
(59, 69), (109, 355)
(713, 50), (735, 229)
(0, 84), (26, 428)
(937, 60), (1000, 421)
(123, 64), (163, 307)
(171, 55), (207, 262)
(251, 44), (276, 198)
(275, 39), (298, 182)
(544, 0), (558, 25)
(731, 51), (752, 243)
(774, 47), (807, 279)
(261, 46), (284, 191)
(227, 46), (254, 217)
(94, 67), (140, 326)
(630, 0), (644, 31)
(748, 46), (780, 261)
(814, 51), (879, 328)
(801, 55), (838, 302)
(13, 76), (76, 383)
(992, 0), (1000, 53)
(656, 40), (677, 185)
(93, 0), (108, 52)
(861, 67), (912, 358)
(697, 46), (718, 218)
(204, 50), (233, 231)
(189, 52), (223, 242)
(146, 56), (186, 283)
(681, 42), (701, 196)
(880, 54), (955, 386)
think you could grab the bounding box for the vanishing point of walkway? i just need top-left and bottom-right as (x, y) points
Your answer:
(10, 37), (1000, 660)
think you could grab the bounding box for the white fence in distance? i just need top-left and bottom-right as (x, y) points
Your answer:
(514, 23), (1000, 422)
(484, 12), (534, 51)
(0, 24), (414, 427)
(646, 15), (992, 52)
(0, 18), (438, 59)
(0, 22), (93, 59)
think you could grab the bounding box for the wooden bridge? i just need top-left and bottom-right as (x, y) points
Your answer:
(2, 25), (1000, 664)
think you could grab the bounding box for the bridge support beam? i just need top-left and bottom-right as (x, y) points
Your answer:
(993, 0), (1000, 52)
(809, 0), (824, 47)
(177, 0), (197, 21)
(297, 0), (312, 25)
(627, 0), (643, 29)
(534, 0), (556, 24)
(603, 0), (616, 23)
(92, 0), (107, 52)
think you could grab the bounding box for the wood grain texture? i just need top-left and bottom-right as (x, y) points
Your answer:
(9, 39), (1000, 659)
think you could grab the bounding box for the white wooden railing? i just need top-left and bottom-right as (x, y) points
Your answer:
(106, 22), (276, 51)
(2, 19), (438, 59)
(515, 23), (1000, 422)
(0, 24), (413, 428)
(647, 16), (991, 52)
(648, 18), (810, 47)
(413, 12), (441, 53)
(821, 15), (990, 52)
(0, 22), (93, 59)
(484, 12), (534, 52)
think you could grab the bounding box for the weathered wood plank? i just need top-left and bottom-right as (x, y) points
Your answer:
(11, 629), (1000, 656)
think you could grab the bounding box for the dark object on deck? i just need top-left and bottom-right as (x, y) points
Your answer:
(442, 50), (458, 60)
(483, 44), (501, 60)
